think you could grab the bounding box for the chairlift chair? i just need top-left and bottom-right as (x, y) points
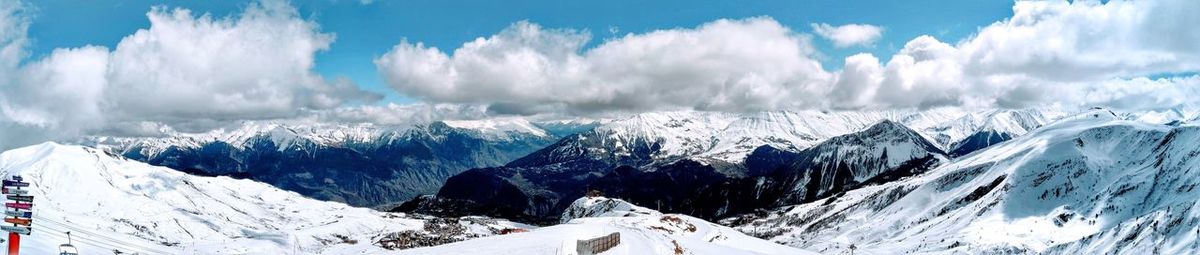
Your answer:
(59, 231), (79, 255)
(58, 243), (79, 255)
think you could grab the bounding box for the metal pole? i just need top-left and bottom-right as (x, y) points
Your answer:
(6, 232), (17, 255)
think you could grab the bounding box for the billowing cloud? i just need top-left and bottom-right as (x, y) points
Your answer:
(0, 0), (379, 149)
(810, 23), (883, 48)
(378, 0), (1200, 115)
(959, 0), (1200, 82)
(106, 2), (379, 121)
(854, 0), (1200, 108)
(378, 18), (831, 114)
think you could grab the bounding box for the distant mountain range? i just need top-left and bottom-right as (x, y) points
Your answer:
(82, 118), (600, 208)
(27, 106), (1200, 254)
(76, 108), (1200, 221)
(401, 108), (1077, 222)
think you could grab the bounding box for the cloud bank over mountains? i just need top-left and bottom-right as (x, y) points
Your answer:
(2, 0), (1199, 149)
(379, 0), (1200, 113)
(0, 0), (378, 148)
(377, 18), (829, 115)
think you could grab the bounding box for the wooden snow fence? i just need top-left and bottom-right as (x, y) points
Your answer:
(576, 232), (620, 255)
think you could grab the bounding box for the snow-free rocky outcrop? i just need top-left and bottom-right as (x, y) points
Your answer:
(727, 109), (1200, 254)
(0, 143), (529, 254)
(83, 119), (578, 208)
(401, 196), (816, 255)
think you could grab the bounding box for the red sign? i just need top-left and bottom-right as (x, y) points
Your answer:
(2, 203), (29, 210)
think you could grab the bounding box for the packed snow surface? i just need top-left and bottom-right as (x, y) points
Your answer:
(0, 143), (525, 254)
(404, 196), (816, 255)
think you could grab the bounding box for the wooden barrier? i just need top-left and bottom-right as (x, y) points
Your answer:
(576, 232), (620, 255)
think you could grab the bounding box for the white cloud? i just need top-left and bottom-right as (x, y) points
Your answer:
(380, 0), (1200, 115)
(378, 0), (1200, 115)
(810, 23), (883, 48)
(6, 0), (1200, 149)
(105, 2), (378, 121)
(957, 0), (1200, 82)
(854, 0), (1200, 109)
(0, 0), (379, 149)
(378, 18), (832, 114)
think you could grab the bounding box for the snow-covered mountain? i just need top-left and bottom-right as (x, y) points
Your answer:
(518, 108), (1066, 166)
(691, 120), (947, 216)
(559, 196), (660, 223)
(0, 142), (530, 254)
(420, 118), (954, 222)
(80, 119), (585, 208)
(80, 108), (1067, 212)
(402, 196), (816, 255)
(725, 109), (1200, 254)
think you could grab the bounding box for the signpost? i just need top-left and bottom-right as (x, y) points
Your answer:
(1, 176), (30, 255)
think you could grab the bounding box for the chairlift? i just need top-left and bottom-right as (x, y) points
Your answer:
(58, 231), (79, 255)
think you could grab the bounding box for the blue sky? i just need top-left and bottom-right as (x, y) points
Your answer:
(25, 0), (1014, 104)
(4, 0), (1199, 149)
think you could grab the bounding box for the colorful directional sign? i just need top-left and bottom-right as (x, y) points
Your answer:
(3, 196), (30, 203)
(0, 180), (27, 188)
(0, 226), (28, 235)
(2, 211), (29, 218)
(3, 175), (29, 255)
(2, 203), (29, 211)
(2, 219), (28, 226)
(0, 188), (25, 195)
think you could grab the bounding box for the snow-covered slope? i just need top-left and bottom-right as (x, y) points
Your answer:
(0, 143), (527, 254)
(560, 196), (660, 223)
(403, 197), (815, 255)
(442, 117), (550, 139)
(763, 119), (946, 205)
(727, 109), (1200, 254)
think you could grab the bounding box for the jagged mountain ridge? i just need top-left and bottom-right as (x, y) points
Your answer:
(726, 109), (1200, 254)
(592, 119), (947, 220)
(509, 109), (1062, 166)
(424, 119), (951, 222)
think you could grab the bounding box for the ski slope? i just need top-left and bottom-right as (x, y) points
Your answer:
(0, 143), (524, 254)
(403, 196), (816, 255)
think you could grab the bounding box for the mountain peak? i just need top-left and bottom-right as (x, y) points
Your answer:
(866, 118), (906, 131)
(560, 196), (660, 223)
(441, 117), (550, 138)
